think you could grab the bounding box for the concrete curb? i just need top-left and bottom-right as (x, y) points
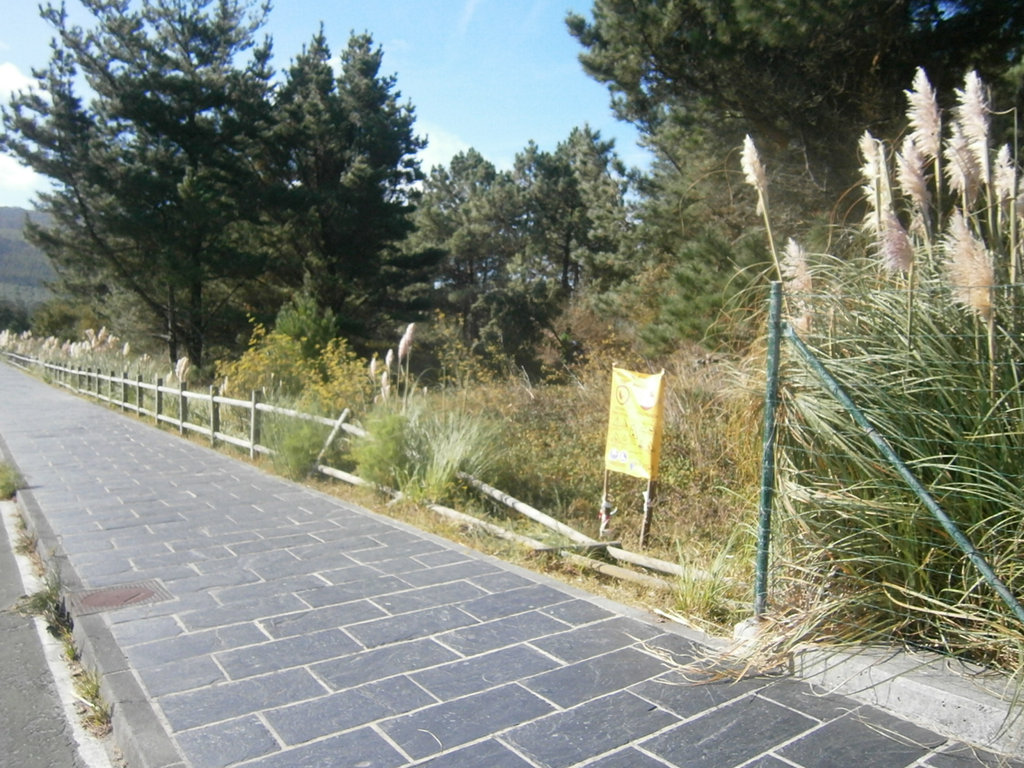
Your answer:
(15, 487), (187, 768)
(795, 645), (1024, 759)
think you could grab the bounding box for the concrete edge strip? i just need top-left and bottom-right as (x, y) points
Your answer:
(795, 646), (1024, 758)
(0, 431), (187, 768)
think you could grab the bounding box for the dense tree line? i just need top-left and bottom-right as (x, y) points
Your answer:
(4, 0), (1023, 370)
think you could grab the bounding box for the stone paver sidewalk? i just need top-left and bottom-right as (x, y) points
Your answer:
(0, 362), (1018, 768)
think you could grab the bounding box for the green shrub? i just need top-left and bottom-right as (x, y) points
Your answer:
(350, 399), (498, 503)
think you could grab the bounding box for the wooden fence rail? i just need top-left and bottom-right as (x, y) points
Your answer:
(3, 352), (365, 459)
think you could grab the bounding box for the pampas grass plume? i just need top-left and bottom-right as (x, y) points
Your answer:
(905, 67), (941, 161)
(398, 322), (416, 362)
(174, 356), (191, 384)
(881, 212), (915, 274)
(859, 131), (889, 233)
(944, 123), (981, 208)
(782, 238), (811, 294)
(944, 211), (994, 320)
(954, 71), (989, 169)
(994, 144), (1016, 204)
(741, 135), (767, 214)
(896, 136), (930, 218)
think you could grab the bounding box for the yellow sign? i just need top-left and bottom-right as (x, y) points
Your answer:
(604, 367), (665, 480)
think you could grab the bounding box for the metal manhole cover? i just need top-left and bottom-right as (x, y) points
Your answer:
(69, 580), (172, 615)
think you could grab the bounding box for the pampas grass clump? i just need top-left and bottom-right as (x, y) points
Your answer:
(744, 69), (1024, 679)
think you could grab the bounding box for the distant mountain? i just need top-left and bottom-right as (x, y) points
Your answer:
(0, 206), (55, 309)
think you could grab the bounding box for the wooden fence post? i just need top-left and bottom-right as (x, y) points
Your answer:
(136, 374), (143, 414)
(249, 390), (260, 458)
(210, 385), (219, 446)
(179, 383), (187, 434)
(155, 377), (163, 423)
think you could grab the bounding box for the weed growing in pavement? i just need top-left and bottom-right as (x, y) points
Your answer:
(17, 570), (70, 638)
(14, 559), (111, 734)
(72, 667), (111, 737)
(0, 461), (24, 499)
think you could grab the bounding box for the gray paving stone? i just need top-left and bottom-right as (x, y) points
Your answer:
(348, 604), (480, 648)
(216, 627), (359, 680)
(411, 549), (473, 568)
(348, 538), (447, 564)
(240, 727), (406, 768)
(297, 574), (410, 607)
(229, 533), (320, 555)
(757, 680), (862, 722)
(439, 610), (570, 656)
(161, 567), (262, 593)
(174, 715), (278, 768)
(629, 669), (770, 719)
(125, 623), (269, 668)
(777, 707), (946, 768)
(523, 646), (673, 707)
(636, 631), (699, 665)
(744, 757), (797, 768)
(211, 573), (328, 604)
(318, 563), (390, 585)
(411, 644), (560, 699)
(642, 695), (818, 768)
(103, 588), (219, 623)
(459, 583), (570, 621)
(380, 683), (554, 760)
(465, 569), (536, 593)
(539, 598), (615, 626)
(311, 637), (460, 691)
(265, 676), (434, 745)
(390, 559), (499, 587)
(373, 580), (489, 615)
(530, 616), (662, 663)
(506, 690), (679, 768)
(178, 592), (311, 630)
(413, 739), (537, 768)
(136, 655), (226, 697)
(586, 747), (673, 768)
(109, 614), (183, 647)
(158, 667), (326, 731)
(259, 600), (387, 639)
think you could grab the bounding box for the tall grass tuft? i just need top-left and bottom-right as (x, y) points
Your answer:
(749, 69), (1024, 680)
(349, 324), (499, 503)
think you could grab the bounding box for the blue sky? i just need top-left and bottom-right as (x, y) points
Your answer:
(0, 0), (649, 209)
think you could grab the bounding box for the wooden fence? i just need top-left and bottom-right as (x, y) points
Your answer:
(2, 352), (365, 459)
(3, 350), (689, 590)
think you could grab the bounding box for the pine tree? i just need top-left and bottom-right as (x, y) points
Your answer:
(268, 31), (433, 350)
(2, 0), (276, 366)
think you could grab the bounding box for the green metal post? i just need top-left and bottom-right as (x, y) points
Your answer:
(755, 282), (783, 616)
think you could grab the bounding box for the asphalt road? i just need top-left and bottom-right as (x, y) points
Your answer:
(0, 501), (90, 768)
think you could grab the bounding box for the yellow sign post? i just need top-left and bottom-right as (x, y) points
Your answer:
(602, 368), (665, 546)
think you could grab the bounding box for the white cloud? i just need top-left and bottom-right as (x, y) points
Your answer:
(456, 0), (483, 37)
(0, 153), (46, 209)
(417, 122), (472, 172)
(0, 61), (34, 100)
